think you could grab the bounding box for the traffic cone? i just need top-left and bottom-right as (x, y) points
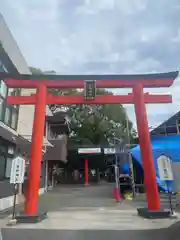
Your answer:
(113, 187), (121, 202)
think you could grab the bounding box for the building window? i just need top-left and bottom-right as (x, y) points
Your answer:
(8, 145), (15, 155)
(0, 60), (8, 73)
(0, 155), (6, 181)
(8, 88), (20, 97)
(0, 97), (4, 121)
(0, 80), (8, 124)
(13, 104), (18, 109)
(7, 88), (19, 130)
(0, 82), (20, 128)
(5, 157), (13, 178)
(4, 107), (11, 125)
(0, 143), (7, 154)
(0, 81), (7, 98)
(11, 110), (18, 129)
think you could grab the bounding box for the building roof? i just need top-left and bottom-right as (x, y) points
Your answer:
(150, 111), (180, 136)
(46, 112), (70, 134)
(43, 136), (68, 163)
(0, 71), (178, 80)
(46, 112), (68, 123)
(0, 13), (30, 74)
(16, 135), (31, 155)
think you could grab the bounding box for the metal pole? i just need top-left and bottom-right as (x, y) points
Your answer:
(115, 155), (120, 189)
(84, 159), (89, 185)
(167, 181), (173, 215)
(114, 165), (118, 188)
(45, 160), (48, 192)
(129, 153), (136, 198)
(12, 184), (18, 219)
(176, 120), (180, 134)
(126, 116), (136, 198)
(52, 165), (55, 189)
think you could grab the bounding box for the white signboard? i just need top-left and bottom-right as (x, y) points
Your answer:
(10, 156), (25, 184)
(157, 155), (173, 181)
(104, 148), (116, 155)
(78, 148), (101, 154)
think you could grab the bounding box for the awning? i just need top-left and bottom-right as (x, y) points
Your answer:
(21, 135), (53, 147)
(43, 136), (68, 163)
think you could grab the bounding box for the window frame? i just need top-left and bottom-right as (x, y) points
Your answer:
(0, 154), (6, 181)
(0, 96), (5, 121)
(0, 85), (20, 130)
(0, 138), (8, 181)
(10, 108), (18, 130)
(5, 157), (13, 178)
(4, 107), (11, 126)
(2, 141), (15, 181)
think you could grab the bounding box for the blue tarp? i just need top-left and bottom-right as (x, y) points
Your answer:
(131, 135), (180, 191)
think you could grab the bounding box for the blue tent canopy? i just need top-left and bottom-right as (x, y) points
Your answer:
(131, 135), (180, 191)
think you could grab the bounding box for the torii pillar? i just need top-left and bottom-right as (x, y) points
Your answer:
(133, 83), (160, 210)
(25, 85), (47, 215)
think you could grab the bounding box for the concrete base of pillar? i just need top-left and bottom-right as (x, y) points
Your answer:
(15, 212), (47, 223)
(137, 208), (173, 219)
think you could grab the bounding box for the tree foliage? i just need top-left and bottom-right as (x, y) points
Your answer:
(30, 67), (136, 145)
(29, 66), (44, 74)
(50, 88), (136, 145)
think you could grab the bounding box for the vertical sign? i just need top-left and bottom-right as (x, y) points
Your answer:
(10, 156), (25, 220)
(157, 155), (173, 181)
(84, 80), (96, 100)
(10, 156), (25, 184)
(157, 155), (174, 214)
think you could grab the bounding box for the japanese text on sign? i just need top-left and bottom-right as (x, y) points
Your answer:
(84, 80), (96, 100)
(10, 156), (25, 184)
(157, 155), (173, 181)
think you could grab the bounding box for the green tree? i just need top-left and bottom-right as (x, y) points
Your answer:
(29, 66), (44, 74)
(50, 88), (136, 145)
(30, 67), (136, 145)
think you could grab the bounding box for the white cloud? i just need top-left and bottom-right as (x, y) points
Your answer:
(1, 0), (180, 128)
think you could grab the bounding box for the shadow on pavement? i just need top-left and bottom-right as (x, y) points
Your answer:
(0, 183), (115, 219)
(2, 222), (180, 240)
(1, 225), (180, 240)
(1, 185), (180, 239)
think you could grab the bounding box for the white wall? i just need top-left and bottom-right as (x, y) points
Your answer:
(0, 187), (45, 211)
(17, 89), (35, 136)
(17, 105), (35, 136)
(17, 88), (53, 137)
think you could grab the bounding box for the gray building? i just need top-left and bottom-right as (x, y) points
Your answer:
(0, 13), (33, 210)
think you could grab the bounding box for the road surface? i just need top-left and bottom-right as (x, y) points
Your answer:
(0, 183), (180, 239)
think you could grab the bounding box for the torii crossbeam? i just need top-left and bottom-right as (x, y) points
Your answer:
(3, 71), (178, 217)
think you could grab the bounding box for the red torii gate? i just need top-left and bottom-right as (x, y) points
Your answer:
(4, 71), (178, 217)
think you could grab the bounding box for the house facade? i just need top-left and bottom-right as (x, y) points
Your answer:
(0, 13), (33, 210)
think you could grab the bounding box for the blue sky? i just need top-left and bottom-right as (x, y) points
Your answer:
(1, 0), (180, 128)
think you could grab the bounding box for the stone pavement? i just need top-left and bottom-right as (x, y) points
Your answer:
(1, 183), (180, 239)
(128, 192), (180, 215)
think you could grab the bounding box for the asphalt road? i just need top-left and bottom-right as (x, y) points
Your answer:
(1, 184), (180, 239)
(1, 225), (180, 240)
